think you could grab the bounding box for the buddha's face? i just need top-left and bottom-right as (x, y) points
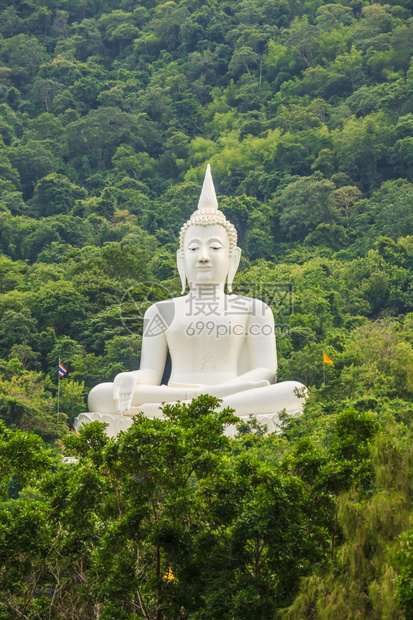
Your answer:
(183, 224), (231, 286)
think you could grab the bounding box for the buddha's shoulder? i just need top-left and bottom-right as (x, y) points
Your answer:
(144, 298), (179, 321)
(144, 295), (272, 317)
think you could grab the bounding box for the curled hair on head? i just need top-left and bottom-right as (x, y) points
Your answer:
(179, 209), (238, 252)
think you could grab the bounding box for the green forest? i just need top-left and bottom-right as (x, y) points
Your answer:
(0, 0), (413, 616)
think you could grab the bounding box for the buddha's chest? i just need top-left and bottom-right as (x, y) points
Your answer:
(166, 311), (249, 354)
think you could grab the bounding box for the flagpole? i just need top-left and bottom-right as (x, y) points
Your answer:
(57, 357), (60, 424)
(323, 360), (326, 386)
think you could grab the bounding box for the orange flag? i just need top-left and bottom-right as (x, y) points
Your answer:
(323, 352), (333, 365)
(163, 568), (175, 581)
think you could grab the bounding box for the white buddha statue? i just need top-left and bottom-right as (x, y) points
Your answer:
(74, 165), (306, 436)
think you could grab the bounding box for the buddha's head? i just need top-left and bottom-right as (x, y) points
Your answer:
(177, 165), (241, 293)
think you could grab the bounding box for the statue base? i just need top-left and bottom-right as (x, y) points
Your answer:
(74, 412), (135, 437)
(73, 408), (303, 438)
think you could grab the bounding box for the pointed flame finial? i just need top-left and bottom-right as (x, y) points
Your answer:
(197, 164), (218, 211)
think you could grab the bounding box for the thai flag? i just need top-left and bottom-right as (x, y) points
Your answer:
(58, 361), (67, 377)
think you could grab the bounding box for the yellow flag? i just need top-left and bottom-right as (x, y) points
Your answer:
(323, 352), (333, 365)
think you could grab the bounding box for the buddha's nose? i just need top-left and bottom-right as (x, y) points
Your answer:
(197, 250), (211, 263)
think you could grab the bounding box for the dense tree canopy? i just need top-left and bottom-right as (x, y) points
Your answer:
(0, 0), (413, 616)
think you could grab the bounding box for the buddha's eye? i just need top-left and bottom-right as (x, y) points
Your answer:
(187, 245), (199, 251)
(210, 244), (223, 250)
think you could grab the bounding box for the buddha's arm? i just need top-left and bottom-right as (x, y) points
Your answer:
(230, 301), (277, 385)
(248, 301), (277, 373)
(114, 304), (168, 414)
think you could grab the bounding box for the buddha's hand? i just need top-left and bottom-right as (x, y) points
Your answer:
(113, 372), (138, 415)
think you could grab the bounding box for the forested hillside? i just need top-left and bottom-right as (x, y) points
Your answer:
(1, 0), (413, 617)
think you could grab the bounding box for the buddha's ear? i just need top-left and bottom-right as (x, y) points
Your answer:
(176, 250), (187, 294)
(227, 246), (241, 293)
